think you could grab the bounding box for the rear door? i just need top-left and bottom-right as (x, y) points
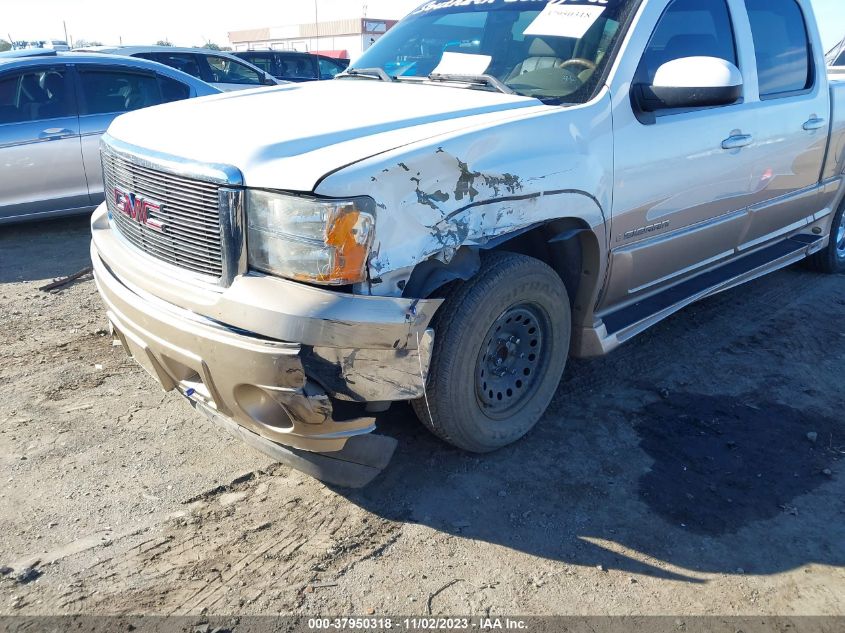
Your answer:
(75, 66), (179, 203)
(0, 64), (88, 221)
(737, 0), (830, 249)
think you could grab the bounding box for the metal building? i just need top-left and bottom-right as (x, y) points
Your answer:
(228, 18), (397, 61)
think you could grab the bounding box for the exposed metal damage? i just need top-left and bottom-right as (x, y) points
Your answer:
(357, 137), (610, 298)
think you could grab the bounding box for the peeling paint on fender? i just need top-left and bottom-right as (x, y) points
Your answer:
(316, 90), (614, 296)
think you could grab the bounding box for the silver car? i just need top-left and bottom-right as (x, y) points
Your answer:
(78, 47), (282, 92)
(0, 51), (219, 224)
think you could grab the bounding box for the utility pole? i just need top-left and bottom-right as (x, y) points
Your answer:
(63, 20), (69, 46)
(313, 0), (319, 52)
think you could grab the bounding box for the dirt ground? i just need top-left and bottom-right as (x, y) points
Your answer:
(0, 215), (843, 617)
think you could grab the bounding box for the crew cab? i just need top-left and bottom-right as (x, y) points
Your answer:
(91, 0), (845, 485)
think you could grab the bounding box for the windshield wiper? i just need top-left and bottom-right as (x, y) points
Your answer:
(337, 68), (395, 82)
(427, 73), (515, 95)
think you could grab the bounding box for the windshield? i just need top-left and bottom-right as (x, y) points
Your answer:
(352, 0), (638, 103)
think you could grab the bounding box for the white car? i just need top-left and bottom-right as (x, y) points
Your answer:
(79, 46), (282, 92)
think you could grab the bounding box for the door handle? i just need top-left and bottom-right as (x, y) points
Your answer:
(39, 128), (75, 139)
(803, 117), (827, 131)
(721, 134), (753, 150)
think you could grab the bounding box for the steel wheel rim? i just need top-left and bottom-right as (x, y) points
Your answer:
(475, 303), (549, 420)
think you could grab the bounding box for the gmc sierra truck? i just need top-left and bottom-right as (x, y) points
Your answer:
(91, 0), (845, 486)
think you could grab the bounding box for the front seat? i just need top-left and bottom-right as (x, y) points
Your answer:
(508, 37), (575, 78)
(19, 73), (49, 120)
(38, 73), (66, 119)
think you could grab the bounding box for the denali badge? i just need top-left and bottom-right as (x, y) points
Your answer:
(113, 187), (166, 233)
(619, 220), (670, 242)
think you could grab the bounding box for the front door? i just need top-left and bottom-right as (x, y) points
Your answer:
(75, 66), (169, 203)
(0, 65), (88, 221)
(602, 0), (758, 309)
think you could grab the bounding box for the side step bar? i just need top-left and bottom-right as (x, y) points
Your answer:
(601, 234), (822, 341)
(192, 400), (398, 488)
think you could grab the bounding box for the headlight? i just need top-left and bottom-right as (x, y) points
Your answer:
(246, 190), (376, 285)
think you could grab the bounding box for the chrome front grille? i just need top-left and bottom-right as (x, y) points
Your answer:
(102, 146), (225, 279)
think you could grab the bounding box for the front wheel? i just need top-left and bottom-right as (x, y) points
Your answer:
(412, 252), (571, 453)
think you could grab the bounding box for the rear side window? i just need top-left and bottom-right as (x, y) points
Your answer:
(79, 70), (162, 115)
(205, 55), (262, 85)
(318, 57), (344, 79)
(278, 56), (318, 79)
(240, 53), (275, 75)
(744, 0), (813, 97)
(159, 76), (191, 103)
(137, 52), (204, 81)
(0, 69), (73, 124)
(638, 0), (737, 84)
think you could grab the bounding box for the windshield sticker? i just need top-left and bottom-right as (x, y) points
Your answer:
(524, 3), (606, 38)
(432, 51), (493, 75)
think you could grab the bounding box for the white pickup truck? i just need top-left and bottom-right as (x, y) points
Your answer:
(91, 0), (845, 485)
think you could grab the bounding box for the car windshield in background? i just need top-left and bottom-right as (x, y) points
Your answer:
(351, 0), (637, 103)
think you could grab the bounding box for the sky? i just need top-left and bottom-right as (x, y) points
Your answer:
(2, 0), (844, 50)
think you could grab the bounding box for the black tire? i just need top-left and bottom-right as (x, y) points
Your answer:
(807, 200), (845, 273)
(412, 252), (571, 453)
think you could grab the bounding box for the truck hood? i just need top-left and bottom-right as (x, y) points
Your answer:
(106, 80), (547, 191)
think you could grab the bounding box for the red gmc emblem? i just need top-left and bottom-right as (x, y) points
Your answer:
(113, 187), (166, 233)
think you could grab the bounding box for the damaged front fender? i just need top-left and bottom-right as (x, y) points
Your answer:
(316, 91), (615, 298)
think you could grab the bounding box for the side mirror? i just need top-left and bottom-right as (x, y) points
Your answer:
(636, 56), (742, 113)
(263, 73), (276, 85)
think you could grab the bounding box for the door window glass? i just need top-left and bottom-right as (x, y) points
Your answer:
(205, 55), (262, 85)
(638, 0), (737, 84)
(239, 53), (275, 75)
(79, 70), (162, 115)
(0, 69), (72, 124)
(318, 57), (344, 79)
(278, 56), (318, 79)
(137, 52), (204, 80)
(744, 0), (813, 97)
(159, 76), (191, 103)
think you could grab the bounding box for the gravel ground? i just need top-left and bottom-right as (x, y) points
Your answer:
(0, 215), (843, 616)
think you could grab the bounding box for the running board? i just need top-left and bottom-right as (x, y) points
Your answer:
(601, 234), (822, 343)
(192, 400), (397, 488)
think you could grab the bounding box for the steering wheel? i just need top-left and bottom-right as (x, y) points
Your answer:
(558, 58), (597, 72)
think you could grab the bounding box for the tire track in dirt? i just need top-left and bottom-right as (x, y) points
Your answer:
(35, 472), (404, 615)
